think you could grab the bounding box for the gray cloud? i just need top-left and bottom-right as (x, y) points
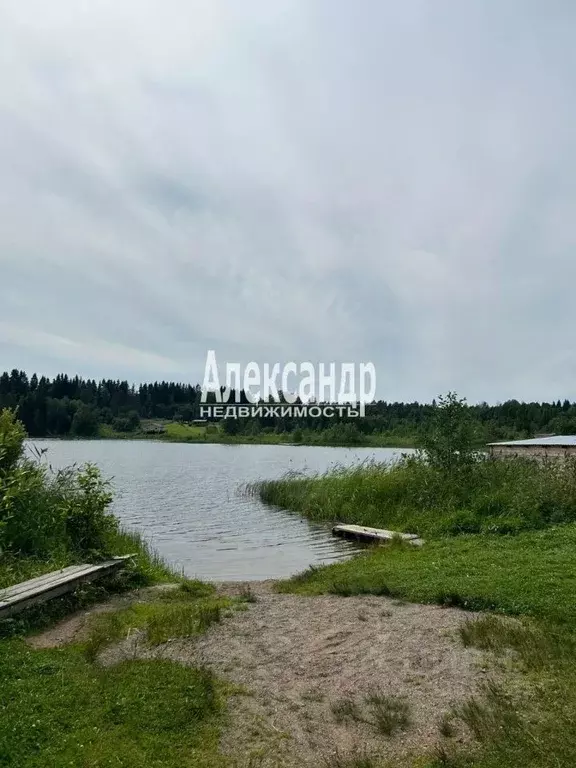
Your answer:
(1, 0), (575, 401)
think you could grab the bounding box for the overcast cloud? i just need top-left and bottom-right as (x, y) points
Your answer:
(0, 1), (575, 402)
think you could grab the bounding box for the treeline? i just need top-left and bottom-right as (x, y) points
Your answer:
(2, 369), (576, 440)
(0, 370), (201, 437)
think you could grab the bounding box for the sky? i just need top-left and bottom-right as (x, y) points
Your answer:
(1, 0), (575, 403)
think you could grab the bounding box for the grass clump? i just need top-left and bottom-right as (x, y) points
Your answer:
(331, 697), (362, 724)
(458, 614), (565, 669)
(365, 694), (410, 736)
(438, 713), (457, 738)
(238, 584), (258, 603)
(83, 583), (229, 661)
(148, 601), (222, 643)
(331, 693), (410, 737)
(453, 681), (522, 745)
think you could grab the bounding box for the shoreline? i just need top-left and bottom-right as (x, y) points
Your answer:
(28, 433), (417, 450)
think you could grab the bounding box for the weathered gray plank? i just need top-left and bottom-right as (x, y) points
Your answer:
(1, 565), (97, 600)
(3, 565), (107, 603)
(332, 524), (424, 546)
(0, 556), (134, 618)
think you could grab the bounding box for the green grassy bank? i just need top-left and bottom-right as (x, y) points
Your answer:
(0, 582), (233, 768)
(0, 575), (253, 768)
(1, 645), (223, 768)
(0, 408), (231, 767)
(279, 525), (576, 624)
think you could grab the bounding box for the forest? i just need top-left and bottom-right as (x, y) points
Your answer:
(2, 368), (576, 441)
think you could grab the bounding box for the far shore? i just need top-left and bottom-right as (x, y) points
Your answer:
(31, 423), (418, 450)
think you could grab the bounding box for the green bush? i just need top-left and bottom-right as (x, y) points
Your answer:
(60, 463), (119, 557)
(323, 422), (363, 445)
(111, 410), (140, 433)
(0, 408), (118, 559)
(0, 408), (26, 473)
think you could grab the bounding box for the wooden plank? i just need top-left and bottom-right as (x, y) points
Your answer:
(4, 565), (109, 604)
(0, 556), (134, 619)
(332, 524), (424, 546)
(332, 524), (419, 540)
(1, 560), (130, 600)
(0, 556), (134, 603)
(0, 558), (132, 616)
(1, 565), (98, 600)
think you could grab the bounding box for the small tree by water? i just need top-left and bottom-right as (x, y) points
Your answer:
(420, 392), (479, 476)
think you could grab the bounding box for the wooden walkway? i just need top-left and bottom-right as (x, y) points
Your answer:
(0, 556), (133, 619)
(332, 524), (424, 546)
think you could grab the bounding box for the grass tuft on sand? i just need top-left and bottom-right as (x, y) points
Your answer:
(83, 583), (232, 661)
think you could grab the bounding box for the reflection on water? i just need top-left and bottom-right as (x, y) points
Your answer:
(27, 440), (409, 581)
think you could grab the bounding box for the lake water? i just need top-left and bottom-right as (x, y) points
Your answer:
(26, 440), (408, 581)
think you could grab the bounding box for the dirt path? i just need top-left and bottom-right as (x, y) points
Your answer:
(30, 582), (493, 766)
(26, 586), (172, 649)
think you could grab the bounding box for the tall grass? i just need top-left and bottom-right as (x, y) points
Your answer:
(251, 453), (576, 537)
(252, 393), (576, 538)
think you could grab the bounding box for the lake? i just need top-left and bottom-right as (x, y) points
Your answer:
(26, 440), (408, 581)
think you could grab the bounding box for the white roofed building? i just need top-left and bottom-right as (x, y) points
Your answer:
(488, 436), (576, 459)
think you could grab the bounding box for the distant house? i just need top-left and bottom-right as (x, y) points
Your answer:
(488, 435), (576, 459)
(142, 423), (166, 434)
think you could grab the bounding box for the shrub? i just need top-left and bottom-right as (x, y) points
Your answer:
(70, 404), (99, 437)
(0, 408), (26, 474)
(111, 411), (140, 433)
(0, 409), (118, 559)
(59, 463), (118, 557)
(324, 423), (363, 445)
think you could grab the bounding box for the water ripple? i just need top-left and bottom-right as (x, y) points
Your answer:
(27, 440), (407, 580)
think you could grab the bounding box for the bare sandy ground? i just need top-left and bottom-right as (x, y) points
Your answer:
(29, 582), (494, 766)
